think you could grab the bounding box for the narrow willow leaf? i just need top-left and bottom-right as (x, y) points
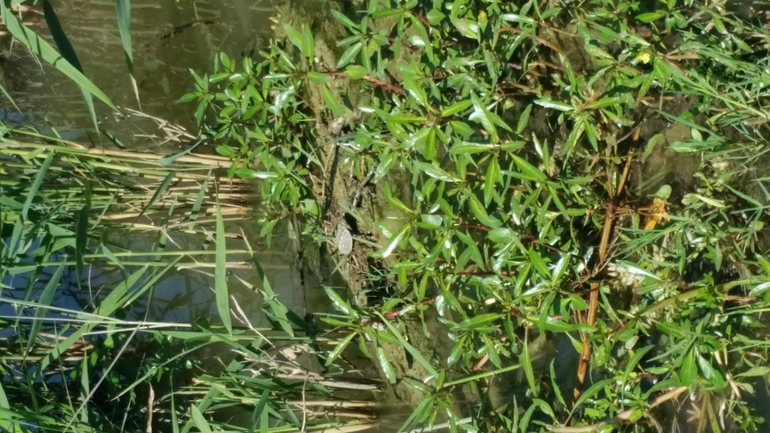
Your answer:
(517, 103), (533, 134)
(511, 155), (546, 182)
(450, 141), (495, 154)
(215, 189), (233, 334)
(374, 311), (439, 379)
(384, 183), (414, 215)
(452, 313), (503, 331)
(324, 287), (353, 316)
(680, 348), (697, 386)
(326, 332), (357, 366)
(636, 11), (667, 23)
(522, 331), (538, 396)
(331, 9), (359, 30)
(338, 41), (363, 69)
(483, 156), (499, 206)
(381, 224), (410, 258)
(441, 100), (473, 117)
(371, 8), (403, 19)
(574, 378), (613, 408)
(322, 84), (346, 117)
(697, 353), (727, 388)
(534, 98), (574, 112)
(283, 24), (307, 58)
(375, 151), (397, 182)
(468, 193), (501, 228)
(302, 26), (315, 60)
(412, 161), (460, 182)
(377, 345), (397, 384)
(307, 71), (332, 84)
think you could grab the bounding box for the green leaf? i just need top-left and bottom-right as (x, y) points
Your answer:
(302, 26), (315, 59)
(412, 161), (460, 182)
(331, 10), (359, 30)
(451, 18), (480, 39)
(374, 311), (439, 379)
(680, 348), (697, 386)
(426, 9), (445, 25)
(528, 248), (550, 278)
(468, 193), (501, 228)
(517, 103), (532, 134)
(377, 345), (397, 384)
(574, 378), (613, 407)
(326, 332), (357, 366)
(375, 151), (397, 182)
(380, 224), (410, 258)
(338, 41), (363, 68)
(511, 155), (547, 182)
(470, 93), (499, 141)
(522, 332), (539, 396)
(324, 287), (353, 317)
(636, 11), (667, 23)
(534, 98), (574, 112)
(190, 405), (214, 433)
(27, 263), (65, 353)
(371, 8), (403, 19)
(344, 64), (368, 79)
(322, 84), (347, 117)
(283, 24), (310, 58)
(441, 100), (473, 118)
(384, 183), (414, 215)
(484, 156), (500, 206)
(307, 71), (332, 84)
(450, 141), (495, 154)
(697, 353), (727, 388)
(452, 313), (503, 331)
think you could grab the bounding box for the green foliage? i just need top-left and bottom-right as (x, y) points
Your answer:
(190, 0), (770, 431)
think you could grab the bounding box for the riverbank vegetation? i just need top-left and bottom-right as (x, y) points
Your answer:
(3, 0), (770, 431)
(184, 0), (770, 431)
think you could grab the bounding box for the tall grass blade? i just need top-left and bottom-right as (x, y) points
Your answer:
(26, 262), (65, 353)
(248, 390), (270, 433)
(131, 171), (176, 225)
(115, 0), (140, 108)
(40, 0), (99, 131)
(0, 3), (117, 111)
(39, 264), (148, 372)
(75, 189), (90, 282)
(0, 81), (20, 113)
(0, 382), (10, 431)
(190, 405), (213, 433)
(215, 185), (233, 334)
(21, 152), (54, 221)
(188, 173), (209, 228)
